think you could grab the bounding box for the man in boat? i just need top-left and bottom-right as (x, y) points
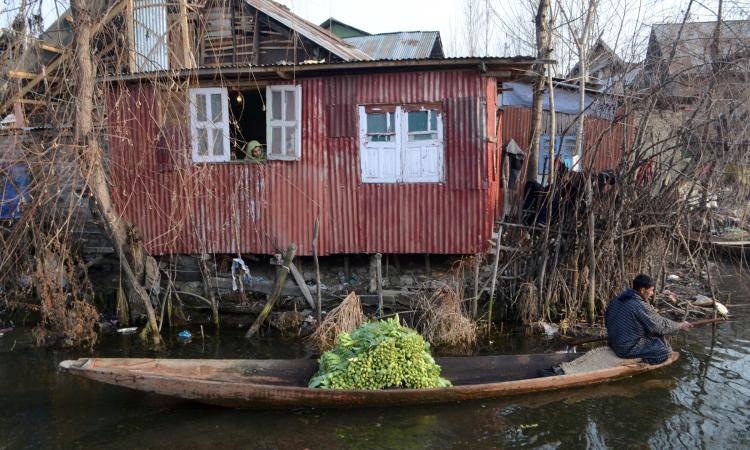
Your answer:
(605, 274), (692, 364)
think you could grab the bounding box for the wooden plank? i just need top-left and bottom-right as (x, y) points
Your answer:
(288, 261), (316, 310)
(38, 42), (63, 53)
(8, 71), (37, 79)
(16, 99), (48, 106)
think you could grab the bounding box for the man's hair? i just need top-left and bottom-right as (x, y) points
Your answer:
(632, 274), (654, 290)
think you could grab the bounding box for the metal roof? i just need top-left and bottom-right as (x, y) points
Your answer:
(102, 56), (538, 82)
(344, 32), (444, 60)
(651, 20), (750, 75)
(244, 0), (372, 62)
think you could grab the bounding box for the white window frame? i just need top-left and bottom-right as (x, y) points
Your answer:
(359, 106), (444, 184)
(266, 85), (302, 161)
(189, 87), (230, 163)
(538, 134), (582, 183)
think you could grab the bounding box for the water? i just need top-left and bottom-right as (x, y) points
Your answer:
(1, 268), (748, 449)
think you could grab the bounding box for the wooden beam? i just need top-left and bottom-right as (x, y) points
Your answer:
(38, 42), (63, 53)
(8, 71), (37, 79)
(252, 7), (260, 65)
(289, 261), (316, 310)
(179, 0), (195, 69)
(16, 99), (48, 106)
(126, 0), (137, 73)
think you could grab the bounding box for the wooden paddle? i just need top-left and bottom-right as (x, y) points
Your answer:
(566, 317), (730, 347)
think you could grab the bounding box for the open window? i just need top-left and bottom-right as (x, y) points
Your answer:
(190, 84), (302, 163)
(359, 105), (444, 183)
(229, 89), (267, 161)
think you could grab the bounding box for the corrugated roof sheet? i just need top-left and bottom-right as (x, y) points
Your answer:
(244, 0), (372, 61)
(344, 32), (443, 60)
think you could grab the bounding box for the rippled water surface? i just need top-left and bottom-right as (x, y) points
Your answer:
(1, 267), (748, 449)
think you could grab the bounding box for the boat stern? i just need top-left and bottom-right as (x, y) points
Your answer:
(59, 358), (90, 371)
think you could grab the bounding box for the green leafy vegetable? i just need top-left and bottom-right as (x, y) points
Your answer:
(308, 316), (452, 390)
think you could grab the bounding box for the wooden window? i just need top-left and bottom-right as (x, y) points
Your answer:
(359, 105), (444, 183)
(189, 87), (230, 163)
(266, 85), (302, 160)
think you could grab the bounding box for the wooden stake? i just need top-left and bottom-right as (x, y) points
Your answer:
(312, 218), (321, 325)
(472, 253), (481, 319)
(245, 243), (296, 339)
(289, 261), (315, 310)
(487, 224), (504, 337)
(376, 253), (383, 317)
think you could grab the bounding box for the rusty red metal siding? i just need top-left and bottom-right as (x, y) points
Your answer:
(501, 106), (632, 176)
(108, 70), (496, 256)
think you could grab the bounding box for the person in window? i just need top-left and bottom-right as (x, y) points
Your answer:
(605, 274), (692, 364)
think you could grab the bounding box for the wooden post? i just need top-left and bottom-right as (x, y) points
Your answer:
(369, 254), (377, 293)
(312, 218), (321, 325)
(425, 254), (431, 278)
(487, 224), (503, 337)
(245, 243), (296, 339)
(126, 0), (136, 73)
(289, 262), (315, 310)
(472, 253), (481, 319)
(251, 7), (260, 65)
(375, 253), (383, 317)
(178, 0), (194, 69)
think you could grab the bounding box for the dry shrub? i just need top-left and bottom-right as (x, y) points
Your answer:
(308, 291), (365, 352)
(271, 311), (305, 334)
(514, 282), (538, 326)
(33, 239), (98, 348)
(415, 285), (477, 350)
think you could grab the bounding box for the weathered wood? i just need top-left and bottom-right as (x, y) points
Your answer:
(8, 71), (37, 79)
(178, 0), (195, 69)
(472, 253), (481, 319)
(487, 224), (504, 334)
(311, 218), (321, 325)
(289, 261), (315, 310)
(245, 243), (296, 339)
(59, 352), (679, 409)
(375, 253), (383, 317)
(251, 7), (260, 65)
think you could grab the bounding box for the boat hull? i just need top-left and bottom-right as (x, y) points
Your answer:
(59, 353), (679, 409)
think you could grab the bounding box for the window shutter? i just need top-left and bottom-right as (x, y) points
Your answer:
(267, 85), (302, 160)
(401, 109), (444, 183)
(359, 106), (399, 183)
(189, 87), (230, 163)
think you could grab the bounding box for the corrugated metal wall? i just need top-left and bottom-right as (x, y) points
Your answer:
(501, 106), (632, 175)
(133, 0), (169, 72)
(108, 71), (497, 256)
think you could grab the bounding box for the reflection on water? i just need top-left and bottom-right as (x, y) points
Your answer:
(1, 267), (748, 449)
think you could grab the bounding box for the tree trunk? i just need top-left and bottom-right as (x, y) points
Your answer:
(71, 0), (161, 346)
(527, 0), (552, 184)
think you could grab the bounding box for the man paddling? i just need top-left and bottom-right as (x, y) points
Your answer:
(605, 274), (692, 364)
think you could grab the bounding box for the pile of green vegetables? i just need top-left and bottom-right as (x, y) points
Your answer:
(308, 316), (452, 390)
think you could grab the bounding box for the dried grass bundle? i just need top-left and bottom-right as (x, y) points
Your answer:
(308, 291), (365, 352)
(415, 284), (477, 350)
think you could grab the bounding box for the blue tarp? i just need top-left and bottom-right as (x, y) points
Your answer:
(0, 164), (30, 219)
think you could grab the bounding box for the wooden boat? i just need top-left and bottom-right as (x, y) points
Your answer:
(59, 352), (678, 409)
(682, 229), (749, 259)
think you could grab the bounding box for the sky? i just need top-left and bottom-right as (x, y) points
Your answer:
(3, 0), (748, 61)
